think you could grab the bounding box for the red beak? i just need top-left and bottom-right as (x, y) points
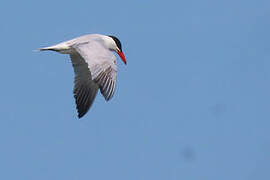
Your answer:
(117, 50), (127, 65)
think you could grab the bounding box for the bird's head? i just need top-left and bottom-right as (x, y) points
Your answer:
(104, 35), (127, 65)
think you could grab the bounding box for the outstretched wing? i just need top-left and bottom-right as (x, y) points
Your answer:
(69, 40), (117, 118)
(72, 41), (117, 101)
(70, 53), (99, 118)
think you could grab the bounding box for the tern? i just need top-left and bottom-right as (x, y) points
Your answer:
(39, 34), (126, 118)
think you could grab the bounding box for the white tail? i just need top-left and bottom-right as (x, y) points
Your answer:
(38, 43), (71, 54)
(39, 45), (61, 51)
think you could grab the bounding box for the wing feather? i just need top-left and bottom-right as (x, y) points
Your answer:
(70, 53), (98, 118)
(72, 41), (117, 101)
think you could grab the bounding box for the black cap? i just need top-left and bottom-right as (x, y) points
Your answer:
(108, 35), (122, 52)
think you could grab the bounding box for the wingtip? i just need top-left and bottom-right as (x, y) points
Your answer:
(78, 114), (83, 119)
(77, 111), (86, 119)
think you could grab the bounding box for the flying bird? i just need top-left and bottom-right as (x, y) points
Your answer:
(39, 34), (126, 118)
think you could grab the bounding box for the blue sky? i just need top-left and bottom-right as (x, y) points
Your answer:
(0, 0), (270, 179)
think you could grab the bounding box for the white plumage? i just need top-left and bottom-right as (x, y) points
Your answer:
(39, 34), (126, 118)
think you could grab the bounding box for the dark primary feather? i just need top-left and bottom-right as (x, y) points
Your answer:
(74, 83), (98, 118)
(70, 53), (99, 118)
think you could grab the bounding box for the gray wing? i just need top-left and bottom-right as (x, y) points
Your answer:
(70, 53), (99, 118)
(69, 40), (117, 118)
(72, 41), (117, 101)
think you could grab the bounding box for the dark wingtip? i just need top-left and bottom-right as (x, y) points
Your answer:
(78, 115), (83, 119)
(77, 110), (86, 119)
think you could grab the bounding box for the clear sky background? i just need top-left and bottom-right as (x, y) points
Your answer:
(0, 0), (269, 179)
